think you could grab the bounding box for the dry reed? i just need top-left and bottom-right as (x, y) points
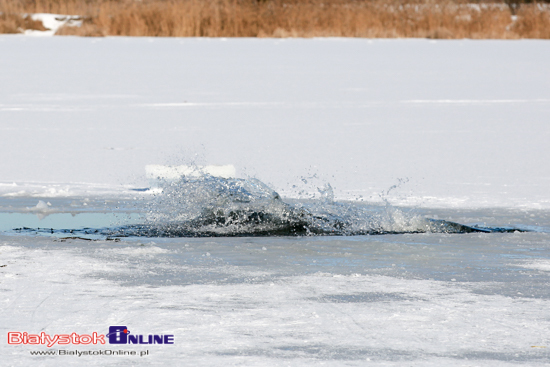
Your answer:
(0, 0), (549, 39)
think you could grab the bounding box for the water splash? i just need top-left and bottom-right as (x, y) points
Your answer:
(11, 175), (525, 238)
(101, 175), (520, 237)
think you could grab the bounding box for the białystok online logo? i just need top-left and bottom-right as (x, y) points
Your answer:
(7, 326), (174, 347)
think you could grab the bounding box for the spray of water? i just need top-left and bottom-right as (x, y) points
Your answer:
(14, 174), (522, 238)
(110, 174), (509, 237)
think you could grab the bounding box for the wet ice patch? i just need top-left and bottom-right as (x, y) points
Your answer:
(311, 292), (418, 303)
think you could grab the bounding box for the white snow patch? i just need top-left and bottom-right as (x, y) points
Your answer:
(24, 13), (82, 36)
(25, 200), (54, 219)
(517, 260), (550, 272)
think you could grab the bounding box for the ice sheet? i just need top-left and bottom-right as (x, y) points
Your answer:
(0, 37), (549, 208)
(2, 231), (550, 366)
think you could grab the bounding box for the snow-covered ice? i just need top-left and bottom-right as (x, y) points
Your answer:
(2, 228), (550, 366)
(1, 36), (550, 365)
(0, 36), (549, 208)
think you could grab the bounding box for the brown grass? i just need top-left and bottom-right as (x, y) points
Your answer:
(0, 0), (549, 39)
(56, 21), (106, 36)
(0, 12), (47, 33)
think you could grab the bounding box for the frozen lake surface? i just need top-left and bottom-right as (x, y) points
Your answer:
(1, 36), (549, 208)
(2, 200), (550, 366)
(1, 36), (550, 365)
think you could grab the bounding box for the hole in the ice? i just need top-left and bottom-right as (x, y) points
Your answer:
(0, 212), (143, 233)
(0, 176), (532, 238)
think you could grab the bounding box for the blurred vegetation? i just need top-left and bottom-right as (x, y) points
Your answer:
(1, 0), (549, 38)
